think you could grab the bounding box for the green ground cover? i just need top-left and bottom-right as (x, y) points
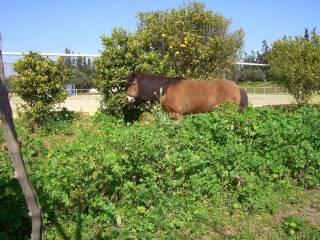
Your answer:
(1, 105), (320, 239)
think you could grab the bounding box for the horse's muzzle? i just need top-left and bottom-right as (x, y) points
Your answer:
(126, 95), (136, 103)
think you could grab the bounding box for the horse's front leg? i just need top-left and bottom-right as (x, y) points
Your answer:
(169, 112), (184, 120)
(161, 101), (184, 120)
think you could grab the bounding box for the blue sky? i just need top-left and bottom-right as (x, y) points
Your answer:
(1, 0), (319, 57)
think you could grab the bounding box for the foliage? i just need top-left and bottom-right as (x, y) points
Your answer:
(1, 105), (320, 239)
(0, 152), (30, 239)
(267, 30), (320, 105)
(95, 2), (244, 113)
(136, 2), (244, 79)
(11, 52), (71, 129)
(282, 215), (303, 236)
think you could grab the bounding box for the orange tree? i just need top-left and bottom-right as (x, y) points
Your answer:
(95, 2), (244, 113)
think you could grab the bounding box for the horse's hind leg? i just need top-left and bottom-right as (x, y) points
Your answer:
(239, 88), (248, 113)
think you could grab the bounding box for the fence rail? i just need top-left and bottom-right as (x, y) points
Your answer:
(242, 86), (289, 94)
(69, 87), (290, 96)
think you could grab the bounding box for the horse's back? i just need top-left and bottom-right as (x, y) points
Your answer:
(163, 79), (241, 115)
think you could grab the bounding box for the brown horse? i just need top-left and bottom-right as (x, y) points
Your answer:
(126, 72), (248, 120)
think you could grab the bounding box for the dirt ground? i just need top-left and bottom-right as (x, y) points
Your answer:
(9, 95), (102, 115)
(248, 94), (295, 107)
(9, 94), (297, 115)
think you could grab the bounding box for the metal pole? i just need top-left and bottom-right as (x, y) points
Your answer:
(3, 51), (100, 58)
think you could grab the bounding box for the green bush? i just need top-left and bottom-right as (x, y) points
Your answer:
(267, 32), (320, 105)
(94, 29), (157, 113)
(12, 52), (71, 129)
(1, 105), (320, 239)
(95, 2), (244, 113)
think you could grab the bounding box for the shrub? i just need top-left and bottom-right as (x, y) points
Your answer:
(94, 29), (163, 114)
(12, 52), (71, 129)
(267, 32), (320, 105)
(95, 2), (244, 113)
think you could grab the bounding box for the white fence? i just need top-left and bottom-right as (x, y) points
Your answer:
(70, 87), (289, 96)
(7, 86), (290, 97)
(68, 88), (100, 96)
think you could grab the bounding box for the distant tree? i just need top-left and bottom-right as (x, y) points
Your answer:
(304, 28), (310, 40)
(258, 40), (270, 63)
(61, 48), (95, 89)
(237, 67), (266, 82)
(76, 56), (83, 71)
(235, 41), (269, 82)
(64, 48), (72, 68)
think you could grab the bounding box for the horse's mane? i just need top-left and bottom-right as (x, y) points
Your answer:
(127, 72), (184, 101)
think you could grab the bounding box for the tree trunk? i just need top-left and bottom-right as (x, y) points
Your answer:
(0, 34), (43, 239)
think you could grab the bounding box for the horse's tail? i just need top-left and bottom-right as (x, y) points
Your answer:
(239, 88), (248, 113)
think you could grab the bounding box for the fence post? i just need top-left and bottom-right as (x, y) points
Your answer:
(0, 34), (43, 239)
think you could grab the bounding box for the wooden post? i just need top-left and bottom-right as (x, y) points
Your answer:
(0, 34), (43, 239)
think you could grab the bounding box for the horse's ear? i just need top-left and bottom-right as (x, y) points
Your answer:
(127, 71), (137, 83)
(131, 72), (137, 78)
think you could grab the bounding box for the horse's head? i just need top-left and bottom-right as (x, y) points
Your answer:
(126, 72), (140, 103)
(126, 72), (181, 103)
